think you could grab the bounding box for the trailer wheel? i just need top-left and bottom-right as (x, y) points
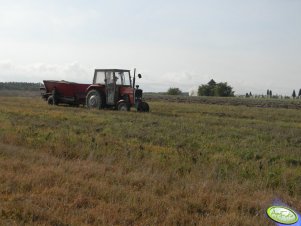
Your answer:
(86, 90), (104, 109)
(117, 101), (130, 111)
(137, 102), (149, 112)
(47, 95), (55, 105)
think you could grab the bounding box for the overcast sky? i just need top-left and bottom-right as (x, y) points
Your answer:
(0, 0), (300, 95)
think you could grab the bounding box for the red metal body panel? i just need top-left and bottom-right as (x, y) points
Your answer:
(43, 80), (90, 104)
(119, 86), (135, 105)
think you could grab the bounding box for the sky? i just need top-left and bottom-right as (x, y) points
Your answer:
(0, 0), (300, 95)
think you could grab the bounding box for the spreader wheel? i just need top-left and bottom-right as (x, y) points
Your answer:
(47, 95), (55, 105)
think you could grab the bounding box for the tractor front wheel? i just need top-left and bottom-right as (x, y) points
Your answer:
(117, 101), (130, 111)
(137, 101), (149, 112)
(86, 90), (104, 109)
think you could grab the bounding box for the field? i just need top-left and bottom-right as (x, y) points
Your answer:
(0, 96), (301, 225)
(144, 94), (301, 109)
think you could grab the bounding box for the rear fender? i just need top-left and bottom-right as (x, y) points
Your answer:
(86, 85), (106, 97)
(86, 84), (105, 93)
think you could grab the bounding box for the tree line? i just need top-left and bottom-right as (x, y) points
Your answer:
(292, 89), (301, 99)
(0, 82), (42, 91)
(167, 79), (234, 97)
(167, 79), (301, 99)
(245, 89), (301, 99)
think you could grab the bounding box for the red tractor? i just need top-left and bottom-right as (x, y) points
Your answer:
(41, 69), (149, 112)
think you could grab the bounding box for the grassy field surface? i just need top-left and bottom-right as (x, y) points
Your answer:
(0, 96), (301, 225)
(144, 94), (301, 109)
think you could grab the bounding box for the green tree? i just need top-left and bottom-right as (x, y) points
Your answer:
(208, 79), (216, 87)
(292, 90), (296, 99)
(298, 89), (301, 98)
(269, 90), (272, 97)
(213, 82), (234, 97)
(198, 79), (216, 96)
(198, 84), (211, 96)
(198, 79), (234, 97)
(167, 87), (182, 95)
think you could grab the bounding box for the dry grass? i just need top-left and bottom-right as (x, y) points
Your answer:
(0, 96), (301, 225)
(144, 94), (301, 109)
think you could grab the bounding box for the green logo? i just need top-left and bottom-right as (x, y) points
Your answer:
(267, 206), (299, 225)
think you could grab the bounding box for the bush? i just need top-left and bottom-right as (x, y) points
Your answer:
(167, 87), (182, 95)
(198, 79), (234, 97)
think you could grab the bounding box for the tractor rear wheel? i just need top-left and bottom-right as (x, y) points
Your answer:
(117, 102), (130, 111)
(86, 90), (104, 109)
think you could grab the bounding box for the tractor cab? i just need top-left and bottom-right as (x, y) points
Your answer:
(93, 69), (131, 105)
(86, 69), (149, 112)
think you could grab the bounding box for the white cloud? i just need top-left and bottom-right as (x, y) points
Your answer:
(0, 60), (14, 71)
(0, 61), (90, 83)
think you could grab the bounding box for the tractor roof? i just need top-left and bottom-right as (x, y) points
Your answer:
(94, 69), (130, 72)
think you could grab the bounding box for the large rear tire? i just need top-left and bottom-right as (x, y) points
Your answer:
(86, 90), (104, 109)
